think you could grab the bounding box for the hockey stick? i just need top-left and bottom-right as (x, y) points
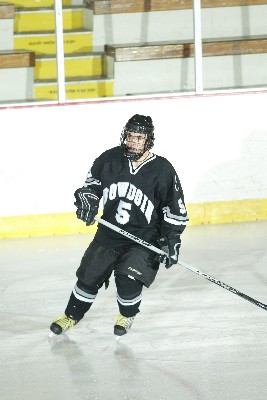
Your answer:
(94, 215), (267, 311)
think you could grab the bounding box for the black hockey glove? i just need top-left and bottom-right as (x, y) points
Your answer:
(74, 187), (100, 226)
(157, 232), (181, 269)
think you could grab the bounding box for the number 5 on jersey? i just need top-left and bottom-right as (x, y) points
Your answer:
(116, 200), (132, 224)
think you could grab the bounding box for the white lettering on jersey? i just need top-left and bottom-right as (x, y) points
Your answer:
(134, 189), (143, 206)
(140, 194), (148, 212)
(117, 182), (129, 197)
(145, 200), (154, 223)
(103, 187), (109, 205)
(178, 198), (187, 214)
(126, 184), (137, 201)
(174, 175), (179, 192)
(109, 183), (117, 200)
(103, 181), (154, 224)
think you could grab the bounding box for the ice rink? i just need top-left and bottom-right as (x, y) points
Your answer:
(1, 220), (267, 400)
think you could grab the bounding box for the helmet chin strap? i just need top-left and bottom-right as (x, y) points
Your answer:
(121, 143), (146, 161)
(125, 150), (145, 161)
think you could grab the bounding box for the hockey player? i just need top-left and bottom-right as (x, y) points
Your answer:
(50, 114), (189, 337)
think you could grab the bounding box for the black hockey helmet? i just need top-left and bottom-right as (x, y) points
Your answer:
(120, 114), (155, 161)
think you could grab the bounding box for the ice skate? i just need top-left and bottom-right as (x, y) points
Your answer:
(49, 314), (78, 337)
(114, 313), (135, 337)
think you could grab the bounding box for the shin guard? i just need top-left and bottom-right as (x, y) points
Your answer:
(115, 274), (143, 317)
(65, 280), (98, 321)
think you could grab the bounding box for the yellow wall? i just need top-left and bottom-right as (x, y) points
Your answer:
(1, 198), (267, 239)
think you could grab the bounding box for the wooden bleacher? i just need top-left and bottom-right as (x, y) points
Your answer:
(0, 50), (35, 68)
(1, 0), (266, 100)
(0, 2), (14, 20)
(0, 4), (34, 71)
(104, 35), (267, 95)
(0, 50), (35, 102)
(105, 37), (267, 61)
(88, 0), (267, 15)
(91, 0), (267, 89)
(0, 2), (34, 69)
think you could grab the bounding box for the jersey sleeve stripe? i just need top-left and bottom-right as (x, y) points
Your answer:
(162, 206), (189, 225)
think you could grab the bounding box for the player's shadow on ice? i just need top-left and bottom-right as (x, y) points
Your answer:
(48, 334), (84, 360)
(113, 339), (136, 359)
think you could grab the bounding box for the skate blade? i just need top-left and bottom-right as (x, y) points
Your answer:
(115, 333), (128, 341)
(48, 331), (56, 338)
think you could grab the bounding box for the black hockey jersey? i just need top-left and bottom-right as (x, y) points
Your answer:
(83, 146), (188, 248)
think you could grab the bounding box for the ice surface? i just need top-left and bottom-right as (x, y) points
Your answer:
(1, 221), (267, 400)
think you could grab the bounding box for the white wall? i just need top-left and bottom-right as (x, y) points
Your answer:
(1, 90), (267, 217)
(0, 67), (34, 101)
(0, 19), (13, 50)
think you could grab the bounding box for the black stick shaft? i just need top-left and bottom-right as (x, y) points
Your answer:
(178, 260), (267, 311)
(95, 216), (267, 311)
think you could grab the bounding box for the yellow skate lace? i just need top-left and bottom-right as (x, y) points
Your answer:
(54, 315), (76, 331)
(114, 313), (134, 329)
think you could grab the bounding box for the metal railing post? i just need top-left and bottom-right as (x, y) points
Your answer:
(193, 0), (203, 94)
(54, 0), (66, 103)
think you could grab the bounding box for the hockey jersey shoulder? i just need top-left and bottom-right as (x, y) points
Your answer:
(152, 154), (176, 175)
(94, 146), (124, 164)
(154, 154), (174, 166)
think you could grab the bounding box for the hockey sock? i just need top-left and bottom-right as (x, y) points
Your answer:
(65, 280), (98, 321)
(115, 273), (143, 317)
